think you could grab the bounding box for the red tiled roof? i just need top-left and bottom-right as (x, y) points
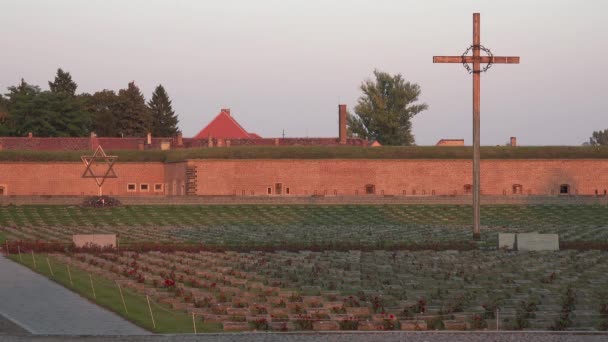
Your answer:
(192, 109), (259, 140)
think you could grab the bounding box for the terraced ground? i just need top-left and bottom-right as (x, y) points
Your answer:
(10, 250), (608, 332)
(1, 205), (607, 248)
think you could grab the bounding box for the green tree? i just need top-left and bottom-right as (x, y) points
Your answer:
(82, 90), (121, 137)
(348, 70), (428, 145)
(115, 82), (151, 137)
(5, 79), (90, 137)
(585, 129), (608, 146)
(48, 68), (78, 96)
(148, 84), (179, 136)
(0, 94), (10, 135)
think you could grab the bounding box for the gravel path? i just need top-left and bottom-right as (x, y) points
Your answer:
(1, 332), (608, 342)
(0, 256), (149, 335)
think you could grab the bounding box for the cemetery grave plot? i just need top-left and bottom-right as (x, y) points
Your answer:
(31, 250), (608, 332)
(1, 205), (608, 248)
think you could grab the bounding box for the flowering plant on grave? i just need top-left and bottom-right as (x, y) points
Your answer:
(338, 317), (359, 330)
(250, 317), (269, 331)
(330, 305), (347, 314)
(136, 273), (145, 284)
(251, 306), (268, 315)
(343, 296), (361, 307)
(164, 278), (176, 288)
(470, 313), (487, 329)
(381, 316), (397, 330)
(293, 314), (313, 330)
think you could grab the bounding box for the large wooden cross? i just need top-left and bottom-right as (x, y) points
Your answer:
(433, 13), (520, 239)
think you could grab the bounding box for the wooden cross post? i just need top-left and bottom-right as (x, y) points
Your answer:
(433, 13), (520, 239)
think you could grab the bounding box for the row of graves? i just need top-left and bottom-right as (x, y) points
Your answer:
(50, 249), (608, 331)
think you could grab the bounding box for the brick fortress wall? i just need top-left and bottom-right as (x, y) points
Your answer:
(190, 159), (608, 197)
(1, 159), (607, 197)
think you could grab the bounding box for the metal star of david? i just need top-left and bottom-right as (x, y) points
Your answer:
(81, 146), (118, 187)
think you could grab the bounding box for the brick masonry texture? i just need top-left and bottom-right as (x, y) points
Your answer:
(0, 159), (607, 197)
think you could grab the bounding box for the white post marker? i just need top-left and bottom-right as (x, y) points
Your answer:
(67, 264), (73, 286)
(146, 295), (156, 329)
(89, 273), (96, 299)
(31, 251), (37, 269)
(17, 245), (22, 262)
(117, 282), (128, 314)
(496, 307), (500, 331)
(46, 257), (54, 276)
(192, 312), (197, 334)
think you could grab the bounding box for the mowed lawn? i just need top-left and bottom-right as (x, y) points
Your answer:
(1, 205), (607, 248)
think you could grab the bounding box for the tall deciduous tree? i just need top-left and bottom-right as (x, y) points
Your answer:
(148, 84), (179, 136)
(348, 70), (428, 145)
(586, 129), (608, 146)
(4, 79), (90, 137)
(115, 82), (151, 137)
(48, 68), (78, 96)
(0, 94), (10, 135)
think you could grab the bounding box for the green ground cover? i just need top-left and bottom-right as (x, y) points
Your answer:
(7, 254), (221, 334)
(1, 205), (607, 249)
(2, 145), (608, 162)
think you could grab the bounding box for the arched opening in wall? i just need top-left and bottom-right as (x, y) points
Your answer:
(286, 187), (290, 195)
(365, 184), (375, 195)
(512, 184), (523, 195)
(274, 183), (283, 195)
(267, 187), (272, 195)
(0, 185), (6, 196)
(604, 190), (607, 196)
(595, 189), (599, 196)
(559, 184), (570, 195)
(463, 184), (472, 194)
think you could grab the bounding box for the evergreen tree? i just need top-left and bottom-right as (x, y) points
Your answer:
(49, 68), (78, 96)
(83, 90), (121, 137)
(148, 84), (179, 136)
(348, 70), (428, 145)
(115, 82), (151, 137)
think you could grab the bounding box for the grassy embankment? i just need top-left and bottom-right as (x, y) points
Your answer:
(7, 254), (221, 334)
(1, 145), (608, 162)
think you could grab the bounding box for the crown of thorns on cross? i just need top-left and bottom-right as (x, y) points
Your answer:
(81, 146), (118, 187)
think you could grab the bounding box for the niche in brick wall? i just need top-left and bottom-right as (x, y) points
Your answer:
(365, 184), (375, 195)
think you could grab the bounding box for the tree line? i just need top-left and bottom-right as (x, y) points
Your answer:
(0, 68), (179, 137)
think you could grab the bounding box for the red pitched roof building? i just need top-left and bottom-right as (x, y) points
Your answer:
(193, 109), (260, 140)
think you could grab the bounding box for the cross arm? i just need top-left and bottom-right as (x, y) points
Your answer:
(433, 56), (520, 64)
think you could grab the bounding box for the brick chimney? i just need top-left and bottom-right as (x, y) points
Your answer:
(338, 104), (347, 144)
(510, 137), (517, 147)
(28, 132), (33, 138)
(176, 132), (183, 146)
(221, 108), (231, 116)
(147, 132), (152, 145)
(90, 132), (99, 150)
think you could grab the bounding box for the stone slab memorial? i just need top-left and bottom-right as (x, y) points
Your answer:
(498, 233), (559, 251)
(498, 233), (516, 249)
(72, 234), (117, 248)
(516, 233), (559, 251)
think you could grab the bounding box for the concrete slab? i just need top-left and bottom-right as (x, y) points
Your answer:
(498, 233), (516, 250)
(516, 233), (559, 251)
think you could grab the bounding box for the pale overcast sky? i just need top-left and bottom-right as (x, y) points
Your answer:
(1, 0), (606, 145)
